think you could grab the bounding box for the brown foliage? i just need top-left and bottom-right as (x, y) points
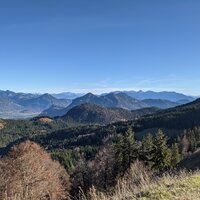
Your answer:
(0, 140), (70, 200)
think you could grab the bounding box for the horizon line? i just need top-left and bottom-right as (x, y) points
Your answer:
(0, 88), (198, 97)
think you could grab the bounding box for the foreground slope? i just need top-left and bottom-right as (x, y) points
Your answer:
(139, 175), (200, 200)
(90, 172), (200, 200)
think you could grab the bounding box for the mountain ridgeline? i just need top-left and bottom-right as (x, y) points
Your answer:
(41, 92), (193, 118)
(0, 90), (195, 119)
(57, 93), (148, 115)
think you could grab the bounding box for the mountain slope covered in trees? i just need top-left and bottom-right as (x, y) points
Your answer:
(62, 103), (159, 125)
(136, 98), (200, 131)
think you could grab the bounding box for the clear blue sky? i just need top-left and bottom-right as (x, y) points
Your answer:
(0, 0), (200, 95)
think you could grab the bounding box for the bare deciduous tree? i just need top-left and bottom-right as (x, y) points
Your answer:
(0, 140), (70, 200)
(91, 145), (116, 191)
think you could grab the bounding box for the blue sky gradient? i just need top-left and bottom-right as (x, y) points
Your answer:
(0, 0), (200, 95)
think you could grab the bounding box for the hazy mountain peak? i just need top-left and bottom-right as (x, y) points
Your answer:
(84, 92), (96, 97)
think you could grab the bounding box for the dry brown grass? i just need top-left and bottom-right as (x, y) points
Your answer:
(78, 161), (200, 200)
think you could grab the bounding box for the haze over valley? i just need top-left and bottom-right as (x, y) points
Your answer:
(0, 89), (195, 120)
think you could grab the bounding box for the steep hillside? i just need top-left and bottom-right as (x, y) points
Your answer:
(136, 98), (200, 131)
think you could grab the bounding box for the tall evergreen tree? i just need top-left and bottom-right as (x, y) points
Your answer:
(151, 129), (171, 171)
(113, 127), (139, 177)
(141, 133), (154, 163)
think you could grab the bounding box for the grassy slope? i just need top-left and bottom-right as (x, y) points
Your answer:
(138, 173), (200, 200)
(86, 165), (200, 200)
(89, 174), (200, 200)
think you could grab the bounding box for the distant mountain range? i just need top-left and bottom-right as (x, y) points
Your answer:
(113, 90), (195, 102)
(41, 92), (192, 117)
(0, 90), (196, 119)
(52, 90), (195, 102)
(40, 92), (147, 117)
(0, 90), (70, 119)
(17, 93), (70, 111)
(64, 92), (147, 111)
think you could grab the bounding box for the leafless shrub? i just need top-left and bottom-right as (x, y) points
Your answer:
(0, 140), (70, 200)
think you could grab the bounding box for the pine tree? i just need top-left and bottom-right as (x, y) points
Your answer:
(151, 129), (171, 171)
(141, 133), (154, 163)
(113, 127), (139, 177)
